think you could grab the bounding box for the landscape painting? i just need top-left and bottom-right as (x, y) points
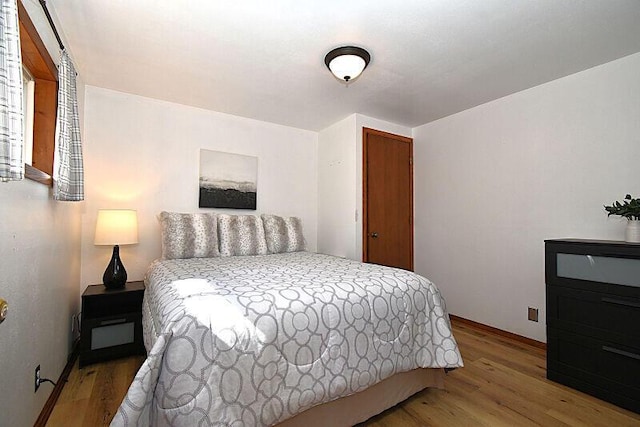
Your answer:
(199, 149), (257, 209)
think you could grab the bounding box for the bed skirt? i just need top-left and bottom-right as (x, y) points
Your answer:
(278, 368), (445, 427)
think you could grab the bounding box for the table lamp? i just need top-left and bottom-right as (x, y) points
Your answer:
(94, 209), (138, 289)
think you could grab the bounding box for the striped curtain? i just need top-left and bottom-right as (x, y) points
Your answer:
(0, 0), (24, 182)
(53, 50), (84, 201)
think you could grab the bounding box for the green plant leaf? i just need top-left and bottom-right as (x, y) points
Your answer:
(604, 195), (640, 218)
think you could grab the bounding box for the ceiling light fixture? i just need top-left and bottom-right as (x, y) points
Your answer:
(324, 46), (371, 83)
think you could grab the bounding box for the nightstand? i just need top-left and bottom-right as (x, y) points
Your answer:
(79, 281), (146, 367)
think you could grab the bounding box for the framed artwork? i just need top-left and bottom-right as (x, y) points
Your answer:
(199, 149), (257, 209)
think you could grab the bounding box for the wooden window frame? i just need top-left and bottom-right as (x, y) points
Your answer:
(17, 0), (58, 186)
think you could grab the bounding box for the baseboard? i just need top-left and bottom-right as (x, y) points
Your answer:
(449, 314), (546, 350)
(33, 339), (80, 427)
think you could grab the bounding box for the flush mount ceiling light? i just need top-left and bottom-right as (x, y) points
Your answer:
(324, 46), (371, 83)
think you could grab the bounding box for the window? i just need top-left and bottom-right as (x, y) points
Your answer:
(17, 0), (58, 186)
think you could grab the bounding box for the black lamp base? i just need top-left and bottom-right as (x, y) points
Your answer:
(103, 245), (127, 289)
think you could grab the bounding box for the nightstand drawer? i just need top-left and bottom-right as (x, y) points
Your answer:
(80, 312), (144, 366)
(547, 286), (640, 346)
(84, 312), (140, 349)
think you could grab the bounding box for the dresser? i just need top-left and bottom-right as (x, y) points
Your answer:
(545, 239), (640, 413)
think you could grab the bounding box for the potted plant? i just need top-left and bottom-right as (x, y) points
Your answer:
(604, 194), (640, 243)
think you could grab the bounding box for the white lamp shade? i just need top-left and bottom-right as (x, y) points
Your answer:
(328, 55), (367, 81)
(94, 209), (139, 246)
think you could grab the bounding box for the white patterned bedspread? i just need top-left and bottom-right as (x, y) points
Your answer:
(111, 252), (463, 427)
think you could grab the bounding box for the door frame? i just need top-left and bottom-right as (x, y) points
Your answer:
(362, 127), (414, 270)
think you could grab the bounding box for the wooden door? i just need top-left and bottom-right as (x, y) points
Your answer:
(363, 128), (413, 270)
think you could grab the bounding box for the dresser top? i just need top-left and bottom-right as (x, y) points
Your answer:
(545, 238), (640, 247)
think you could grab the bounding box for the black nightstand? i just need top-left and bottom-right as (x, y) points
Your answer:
(79, 281), (146, 367)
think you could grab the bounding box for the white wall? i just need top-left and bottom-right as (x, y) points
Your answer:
(0, 3), (83, 426)
(80, 86), (318, 285)
(317, 115), (357, 259)
(413, 52), (640, 342)
(0, 184), (81, 427)
(317, 114), (411, 261)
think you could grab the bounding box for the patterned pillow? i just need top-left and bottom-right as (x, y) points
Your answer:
(158, 212), (220, 259)
(261, 214), (306, 254)
(218, 214), (268, 256)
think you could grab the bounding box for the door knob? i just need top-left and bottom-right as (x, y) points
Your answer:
(370, 232), (378, 238)
(0, 298), (7, 323)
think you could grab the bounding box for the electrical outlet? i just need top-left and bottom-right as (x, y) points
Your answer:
(528, 307), (539, 322)
(34, 365), (41, 392)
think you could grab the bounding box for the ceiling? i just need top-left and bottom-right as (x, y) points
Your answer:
(49, 0), (640, 131)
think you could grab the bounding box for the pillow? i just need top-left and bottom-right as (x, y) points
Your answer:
(158, 211), (220, 259)
(261, 214), (306, 254)
(218, 214), (268, 256)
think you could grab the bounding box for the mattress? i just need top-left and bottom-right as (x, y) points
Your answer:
(111, 252), (463, 426)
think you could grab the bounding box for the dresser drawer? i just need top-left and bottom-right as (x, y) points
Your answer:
(547, 328), (640, 413)
(547, 285), (640, 347)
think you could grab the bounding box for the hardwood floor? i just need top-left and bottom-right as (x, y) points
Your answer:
(365, 322), (640, 426)
(46, 319), (640, 426)
(46, 356), (145, 427)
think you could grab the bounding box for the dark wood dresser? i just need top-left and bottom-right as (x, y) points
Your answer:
(545, 239), (640, 413)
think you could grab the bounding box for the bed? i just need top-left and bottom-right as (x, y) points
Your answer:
(111, 213), (462, 426)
